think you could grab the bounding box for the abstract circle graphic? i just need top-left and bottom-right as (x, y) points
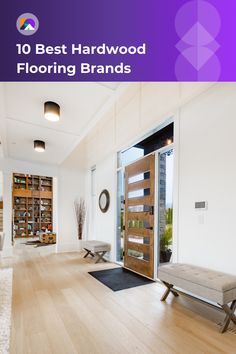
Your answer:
(16, 13), (39, 36)
(175, 0), (221, 81)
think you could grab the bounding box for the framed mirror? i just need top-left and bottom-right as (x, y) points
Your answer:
(99, 189), (110, 213)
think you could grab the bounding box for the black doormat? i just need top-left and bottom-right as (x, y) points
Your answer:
(88, 267), (154, 291)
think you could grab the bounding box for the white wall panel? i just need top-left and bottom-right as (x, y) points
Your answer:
(140, 83), (180, 131)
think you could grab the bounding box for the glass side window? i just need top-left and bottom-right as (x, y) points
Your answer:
(118, 146), (144, 168)
(159, 149), (173, 264)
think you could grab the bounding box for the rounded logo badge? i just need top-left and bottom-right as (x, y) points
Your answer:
(16, 13), (39, 36)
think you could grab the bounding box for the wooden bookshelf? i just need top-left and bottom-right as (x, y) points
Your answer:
(13, 174), (53, 238)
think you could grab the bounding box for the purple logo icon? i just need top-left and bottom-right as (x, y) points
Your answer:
(175, 0), (221, 81)
(16, 13), (39, 36)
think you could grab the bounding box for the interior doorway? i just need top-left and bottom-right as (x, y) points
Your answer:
(12, 173), (56, 252)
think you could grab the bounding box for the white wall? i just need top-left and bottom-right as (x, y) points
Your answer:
(3, 82), (235, 276)
(57, 143), (86, 252)
(0, 83), (7, 159)
(85, 154), (116, 260)
(69, 82), (214, 264)
(57, 166), (85, 252)
(0, 171), (3, 200)
(178, 83), (236, 274)
(65, 82), (236, 275)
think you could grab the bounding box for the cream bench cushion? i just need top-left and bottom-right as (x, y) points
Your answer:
(82, 240), (111, 253)
(158, 263), (236, 305)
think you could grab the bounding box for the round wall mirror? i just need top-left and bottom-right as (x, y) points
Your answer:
(99, 189), (110, 213)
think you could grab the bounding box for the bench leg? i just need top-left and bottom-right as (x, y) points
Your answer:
(161, 281), (179, 301)
(219, 300), (236, 333)
(83, 248), (95, 258)
(95, 251), (107, 264)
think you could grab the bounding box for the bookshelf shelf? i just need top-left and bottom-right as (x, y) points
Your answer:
(13, 174), (53, 238)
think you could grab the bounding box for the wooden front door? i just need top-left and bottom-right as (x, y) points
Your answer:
(124, 154), (155, 279)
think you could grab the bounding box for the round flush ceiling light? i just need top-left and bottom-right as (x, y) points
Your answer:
(44, 101), (60, 122)
(34, 140), (45, 152)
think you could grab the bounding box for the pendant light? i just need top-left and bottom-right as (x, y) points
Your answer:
(34, 140), (45, 152)
(44, 101), (60, 122)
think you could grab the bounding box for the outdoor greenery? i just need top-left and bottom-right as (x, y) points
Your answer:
(119, 207), (173, 260)
(166, 207), (173, 225)
(160, 208), (173, 251)
(160, 224), (172, 251)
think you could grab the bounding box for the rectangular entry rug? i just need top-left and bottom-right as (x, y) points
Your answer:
(0, 268), (13, 354)
(89, 267), (153, 291)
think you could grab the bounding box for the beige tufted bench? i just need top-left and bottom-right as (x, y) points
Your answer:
(158, 263), (236, 333)
(82, 240), (111, 263)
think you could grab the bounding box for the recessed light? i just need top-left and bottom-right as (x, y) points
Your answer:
(34, 140), (45, 152)
(44, 101), (60, 122)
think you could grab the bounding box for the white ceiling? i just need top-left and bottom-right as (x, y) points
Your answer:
(1, 82), (121, 165)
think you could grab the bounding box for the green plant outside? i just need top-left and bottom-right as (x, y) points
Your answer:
(119, 208), (173, 258)
(160, 208), (173, 251)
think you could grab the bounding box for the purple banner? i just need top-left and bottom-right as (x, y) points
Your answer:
(1, 0), (236, 81)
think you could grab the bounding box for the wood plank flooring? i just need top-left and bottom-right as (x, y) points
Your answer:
(1, 248), (236, 354)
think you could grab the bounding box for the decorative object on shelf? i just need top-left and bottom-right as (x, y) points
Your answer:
(74, 198), (86, 240)
(99, 189), (110, 213)
(44, 101), (60, 122)
(34, 140), (45, 152)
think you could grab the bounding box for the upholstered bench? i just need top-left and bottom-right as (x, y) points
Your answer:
(158, 263), (236, 333)
(82, 240), (111, 263)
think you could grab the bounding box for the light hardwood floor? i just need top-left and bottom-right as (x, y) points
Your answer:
(1, 247), (236, 354)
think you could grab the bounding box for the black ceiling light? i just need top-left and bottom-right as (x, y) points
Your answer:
(44, 101), (60, 122)
(34, 140), (45, 152)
